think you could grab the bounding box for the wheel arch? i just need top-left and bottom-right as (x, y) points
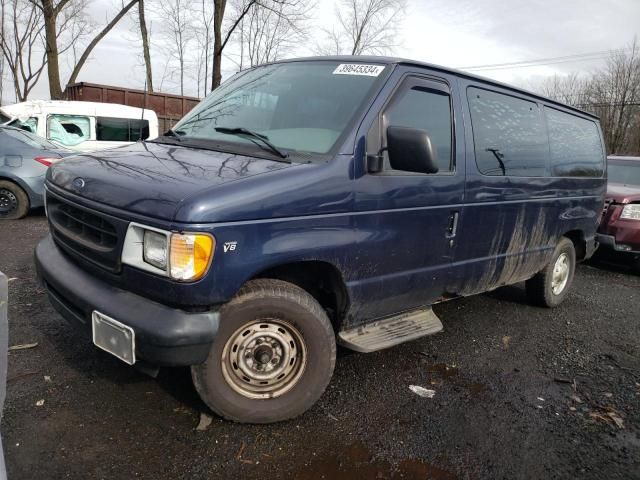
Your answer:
(562, 229), (587, 260)
(0, 174), (35, 203)
(251, 260), (350, 331)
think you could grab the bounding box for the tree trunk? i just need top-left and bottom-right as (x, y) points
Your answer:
(211, 0), (226, 90)
(66, 0), (137, 88)
(42, 0), (63, 99)
(139, 0), (153, 92)
(201, 0), (209, 96)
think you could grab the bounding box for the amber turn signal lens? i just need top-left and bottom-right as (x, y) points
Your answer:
(169, 233), (214, 281)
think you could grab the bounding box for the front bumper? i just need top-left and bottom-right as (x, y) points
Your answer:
(595, 233), (640, 255)
(35, 234), (219, 366)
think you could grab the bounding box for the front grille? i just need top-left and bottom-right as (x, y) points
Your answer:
(55, 202), (118, 249)
(46, 189), (128, 272)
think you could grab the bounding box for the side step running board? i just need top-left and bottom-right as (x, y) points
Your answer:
(337, 308), (443, 353)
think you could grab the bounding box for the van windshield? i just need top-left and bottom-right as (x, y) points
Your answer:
(609, 160), (640, 187)
(170, 61), (387, 157)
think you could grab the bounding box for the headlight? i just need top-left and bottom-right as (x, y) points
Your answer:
(122, 223), (215, 281)
(143, 230), (168, 269)
(620, 204), (640, 220)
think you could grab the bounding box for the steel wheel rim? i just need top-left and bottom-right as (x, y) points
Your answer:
(0, 188), (17, 216)
(551, 253), (570, 295)
(221, 318), (307, 399)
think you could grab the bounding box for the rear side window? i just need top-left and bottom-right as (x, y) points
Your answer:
(467, 87), (548, 177)
(544, 107), (604, 177)
(385, 86), (453, 172)
(97, 117), (149, 141)
(48, 115), (91, 146)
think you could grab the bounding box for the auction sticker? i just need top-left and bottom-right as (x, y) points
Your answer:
(333, 64), (385, 76)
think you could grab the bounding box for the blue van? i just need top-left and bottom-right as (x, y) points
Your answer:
(35, 57), (606, 423)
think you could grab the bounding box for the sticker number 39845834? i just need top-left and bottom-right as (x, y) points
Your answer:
(332, 64), (385, 77)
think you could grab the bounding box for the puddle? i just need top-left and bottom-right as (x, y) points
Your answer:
(427, 364), (459, 378)
(468, 383), (486, 395)
(292, 441), (457, 480)
(426, 363), (459, 386)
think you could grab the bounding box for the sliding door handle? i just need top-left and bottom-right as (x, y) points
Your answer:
(446, 211), (459, 238)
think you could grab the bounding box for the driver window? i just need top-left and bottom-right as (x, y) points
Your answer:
(384, 86), (453, 172)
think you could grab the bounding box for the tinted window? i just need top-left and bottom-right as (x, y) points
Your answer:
(0, 111), (10, 123)
(97, 117), (149, 141)
(608, 160), (640, 186)
(385, 86), (453, 172)
(129, 119), (150, 141)
(468, 87), (548, 176)
(545, 107), (604, 177)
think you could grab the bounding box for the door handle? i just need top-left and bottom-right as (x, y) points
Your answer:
(446, 211), (459, 238)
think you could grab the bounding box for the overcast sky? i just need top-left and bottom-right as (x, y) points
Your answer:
(2, 0), (639, 103)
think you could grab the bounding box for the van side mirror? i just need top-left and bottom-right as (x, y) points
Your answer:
(386, 126), (439, 174)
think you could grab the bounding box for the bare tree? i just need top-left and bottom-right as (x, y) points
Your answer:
(0, 1), (5, 104)
(535, 39), (640, 156)
(316, 0), (406, 56)
(0, 0), (47, 101)
(589, 39), (640, 154)
(195, 0), (214, 96)
(138, 0), (153, 91)
(34, 0), (138, 100)
(157, 0), (193, 96)
(233, 0), (310, 69)
(210, 0), (311, 90)
(539, 73), (590, 106)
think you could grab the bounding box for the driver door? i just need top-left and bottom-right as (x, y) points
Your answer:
(351, 70), (466, 322)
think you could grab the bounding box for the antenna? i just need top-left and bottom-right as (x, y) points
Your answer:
(139, 78), (147, 141)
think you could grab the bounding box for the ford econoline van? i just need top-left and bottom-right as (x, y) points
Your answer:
(1, 100), (158, 152)
(35, 57), (606, 423)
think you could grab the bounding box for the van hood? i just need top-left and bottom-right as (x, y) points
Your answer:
(606, 182), (640, 204)
(47, 141), (294, 220)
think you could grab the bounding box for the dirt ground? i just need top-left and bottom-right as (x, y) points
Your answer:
(1, 212), (639, 479)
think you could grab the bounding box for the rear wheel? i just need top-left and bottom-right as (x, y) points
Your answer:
(191, 279), (336, 423)
(526, 237), (576, 307)
(0, 180), (29, 220)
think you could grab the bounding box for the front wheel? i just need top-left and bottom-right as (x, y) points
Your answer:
(0, 180), (29, 220)
(526, 237), (576, 308)
(191, 279), (336, 423)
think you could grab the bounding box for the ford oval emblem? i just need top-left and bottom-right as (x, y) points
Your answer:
(72, 177), (85, 190)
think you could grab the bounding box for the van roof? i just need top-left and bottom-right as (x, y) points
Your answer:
(0, 100), (158, 121)
(273, 56), (600, 120)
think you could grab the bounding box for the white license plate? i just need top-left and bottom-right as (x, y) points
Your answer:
(92, 311), (136, 365)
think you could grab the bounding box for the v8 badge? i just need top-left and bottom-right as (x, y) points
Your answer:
(223, 241), (238, 253)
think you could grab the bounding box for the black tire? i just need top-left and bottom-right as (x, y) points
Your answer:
(191, 279), (336, 424)
(0, 180), (29, 220)
(526, 237), (576, 308)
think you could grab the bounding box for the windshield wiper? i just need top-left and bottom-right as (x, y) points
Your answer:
(162, 128), (186, 139)
(215, 127), (289, 160)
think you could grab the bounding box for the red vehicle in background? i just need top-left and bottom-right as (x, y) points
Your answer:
(597, 156), (640, 270)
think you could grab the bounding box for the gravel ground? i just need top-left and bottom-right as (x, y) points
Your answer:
(1, 212), (639, 480)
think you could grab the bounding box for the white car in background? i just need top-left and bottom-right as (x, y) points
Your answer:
(0, 100), (158, 152)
